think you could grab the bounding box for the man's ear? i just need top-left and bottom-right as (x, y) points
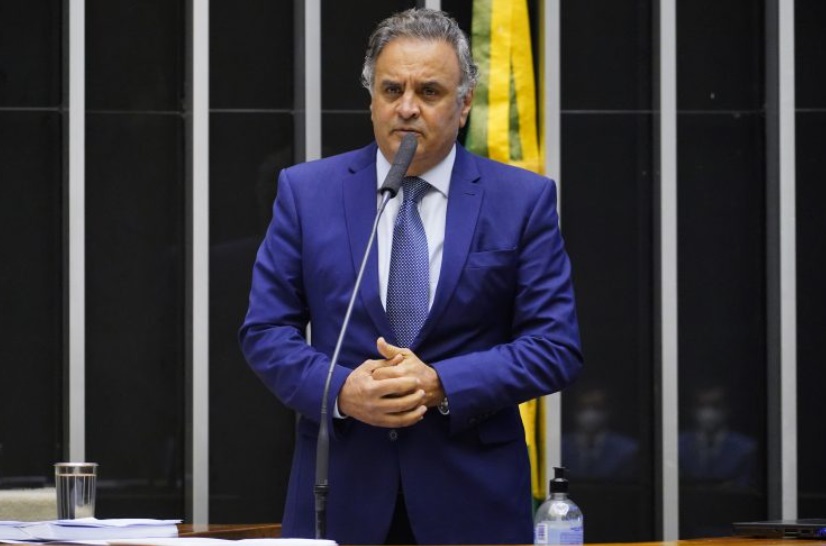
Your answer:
(459, 88), (474, 127)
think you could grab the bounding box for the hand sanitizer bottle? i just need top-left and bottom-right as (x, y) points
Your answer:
(534, 467), (583, 545)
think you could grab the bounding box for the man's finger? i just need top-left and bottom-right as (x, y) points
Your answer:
(370, 404), (428, 428)
(380, 388), (426, 413)
(370, 375), (421, 399)
(377, 336), (406, 360)
(357, 355), (402, 375)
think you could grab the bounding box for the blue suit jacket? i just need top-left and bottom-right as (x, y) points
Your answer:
(240, 142), (582, 544)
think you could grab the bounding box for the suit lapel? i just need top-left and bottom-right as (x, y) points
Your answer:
(342, 143), (394, 337)
(417, 145), (482, 343)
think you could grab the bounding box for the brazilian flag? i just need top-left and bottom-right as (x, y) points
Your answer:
(466, 0), (541, 174)
(465, 0), (546, 503)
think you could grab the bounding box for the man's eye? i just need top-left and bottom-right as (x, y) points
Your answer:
(384, 86), (402, 96)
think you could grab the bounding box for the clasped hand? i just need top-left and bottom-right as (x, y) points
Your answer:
(337, 337), (445, 428)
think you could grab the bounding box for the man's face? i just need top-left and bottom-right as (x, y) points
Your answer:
(370, 38), (473, 176)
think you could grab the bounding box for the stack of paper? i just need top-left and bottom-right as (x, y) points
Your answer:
(110, 539), (336, 546)
(0, 522), (30, 541)
(0, 518), (181, 541)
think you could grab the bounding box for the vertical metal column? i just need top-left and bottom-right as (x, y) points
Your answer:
(654, 0), (679, 539)
(298, 0), (322, 162)
(541, 0), (563, 473)
(418, 0), (442, 10)
(765, 0), (797, 521)
(66, 0), (86, 463)
(293, 0), (321, 343)
(186, 0), (210, 524)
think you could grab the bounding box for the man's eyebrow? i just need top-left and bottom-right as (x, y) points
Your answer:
(418, 80), (446, 88)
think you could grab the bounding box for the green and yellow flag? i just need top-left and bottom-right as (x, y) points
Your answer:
(465, 0), (546, 503)
(466, 0), (541, 174)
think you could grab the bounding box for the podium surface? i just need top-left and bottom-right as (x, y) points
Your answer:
(2, 526), (804, 546)
(175, 531), (817, 546)
(178, 523), (281, 539)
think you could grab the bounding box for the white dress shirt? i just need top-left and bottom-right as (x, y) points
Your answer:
(376, 144), (455, 311)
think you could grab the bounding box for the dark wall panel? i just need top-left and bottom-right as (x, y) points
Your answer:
(557, 0), (655, 541)
(560, 113), (654, 542)
(561, 0), (652, 110)
(86, 0), (184, 111)
(676, 0), (767, 536)
(796, 113), (826, 518)
(795, 0), (826, 509)
(796, 0), (826, 520)
(210, 1), (294, 110)
(321, 113), (375, 157)
(84, 0), (186, 517)
(0, 0), (62, 107)
(208, 112), (296, 522)
(85, 113), (185, 518)
(677, 0), (764, 111)
(795, 0), (826, 109)
(0, 111), (63, 485)
(0, 0), (64, 487)
(677, 112), (767, 537)
(209, 114), (294, 245)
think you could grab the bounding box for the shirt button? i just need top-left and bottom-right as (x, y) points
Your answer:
(388, 429), (399, 441)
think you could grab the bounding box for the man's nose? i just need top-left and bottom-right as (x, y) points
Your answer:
(396, 90), (420, 119)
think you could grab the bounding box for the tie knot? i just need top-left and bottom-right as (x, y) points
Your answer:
(401, 176), (430, 204)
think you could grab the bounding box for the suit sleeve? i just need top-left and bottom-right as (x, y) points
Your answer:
(432, 179), (583, 436)
(238, 169), (351, 427)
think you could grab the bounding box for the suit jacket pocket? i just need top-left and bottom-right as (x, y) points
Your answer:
(451, 249), (517, 319)
(465, 248), (517, 269)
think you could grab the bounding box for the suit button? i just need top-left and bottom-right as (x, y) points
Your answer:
(388, 429), (399, 441)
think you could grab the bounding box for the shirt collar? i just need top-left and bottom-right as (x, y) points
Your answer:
(376, 143), (455, 198)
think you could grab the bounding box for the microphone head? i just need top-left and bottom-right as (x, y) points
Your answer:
(393, 132), (419, 168)
(380, 133), (419, 197)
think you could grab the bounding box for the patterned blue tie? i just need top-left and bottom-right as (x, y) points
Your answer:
(387, 176), (431, 348)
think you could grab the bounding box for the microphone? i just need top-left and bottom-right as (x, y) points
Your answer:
(314, 132), (418, 539)
(380, 132), (419, 197)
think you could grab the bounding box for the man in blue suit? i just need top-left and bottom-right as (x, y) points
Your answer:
(240, 9), (582, 545)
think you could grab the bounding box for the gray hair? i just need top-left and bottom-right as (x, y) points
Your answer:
(360, 9), (478, 102)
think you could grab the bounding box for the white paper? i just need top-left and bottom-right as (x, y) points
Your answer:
(106, 539), (336, 546)
(53, 519), (182, 528)
(1, 519), (181, 541)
